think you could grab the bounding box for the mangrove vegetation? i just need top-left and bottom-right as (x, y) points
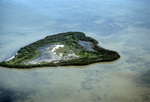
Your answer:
(0, 32), (120, 68)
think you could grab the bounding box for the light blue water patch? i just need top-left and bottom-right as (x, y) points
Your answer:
(78, 41), (95, 51)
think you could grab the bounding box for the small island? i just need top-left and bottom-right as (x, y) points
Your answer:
(0, 32), (120, 68)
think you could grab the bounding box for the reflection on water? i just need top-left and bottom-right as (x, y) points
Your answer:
(0, 0), (150, 102)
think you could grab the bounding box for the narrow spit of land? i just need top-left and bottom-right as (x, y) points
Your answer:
(0, 32), (120, 68)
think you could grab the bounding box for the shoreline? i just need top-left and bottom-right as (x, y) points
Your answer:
(0, 32), (120, 69)
(0, 56), (121, 70)
(5, 53), (18, 61)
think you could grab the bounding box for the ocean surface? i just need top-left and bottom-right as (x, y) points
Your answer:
(0, 0), (150, 102)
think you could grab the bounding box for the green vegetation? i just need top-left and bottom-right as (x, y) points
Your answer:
(0, 32), (120, 68)
(55, 45), (73, 56)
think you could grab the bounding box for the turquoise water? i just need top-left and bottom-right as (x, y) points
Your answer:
(0, 0), (150, 102)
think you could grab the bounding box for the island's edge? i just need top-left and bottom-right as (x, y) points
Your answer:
(0, 48), (120, 69)
(0, 32), (120, 69)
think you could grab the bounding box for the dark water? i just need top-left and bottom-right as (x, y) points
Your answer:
(0, 0), (150, 102)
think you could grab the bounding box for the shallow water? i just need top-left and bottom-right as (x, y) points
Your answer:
(0, 0), (150, 102)
(79, 41), (95, 51)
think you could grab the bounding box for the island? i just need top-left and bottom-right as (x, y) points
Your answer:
(0, 32), (120, 68)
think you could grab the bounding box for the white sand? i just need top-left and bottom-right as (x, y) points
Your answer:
(51, 45), (64, 53)
(5, 53), (18, 61)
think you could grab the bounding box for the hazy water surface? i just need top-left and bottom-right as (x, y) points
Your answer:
(0, 0), (150, 102)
